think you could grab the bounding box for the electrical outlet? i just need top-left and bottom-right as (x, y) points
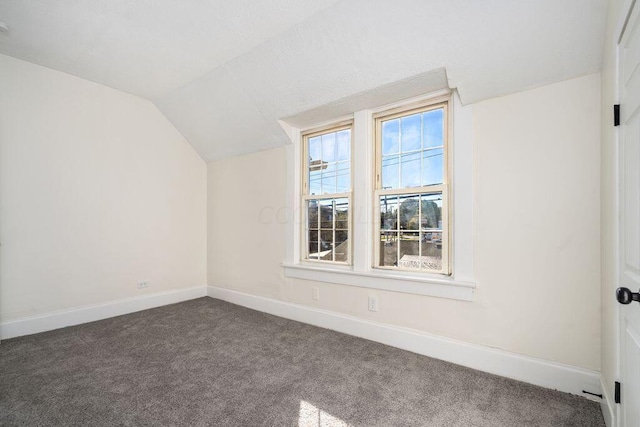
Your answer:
(312, 287), (319, 300)
(137, 280), (150, 289)
(368, 295), (378, 312)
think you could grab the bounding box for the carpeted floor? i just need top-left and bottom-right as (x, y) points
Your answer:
(0, 297), (604, 426)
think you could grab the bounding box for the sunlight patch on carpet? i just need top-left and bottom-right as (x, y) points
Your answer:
(298, 400), (350, 427)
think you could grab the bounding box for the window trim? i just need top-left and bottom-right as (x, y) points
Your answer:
(300, 121), (354, 265)
(372, 98), (450, 274)
(283, 90), (476, 301)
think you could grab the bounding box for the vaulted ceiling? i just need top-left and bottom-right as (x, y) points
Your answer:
(0, 0), (607, 161)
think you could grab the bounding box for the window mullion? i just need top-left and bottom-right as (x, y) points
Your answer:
(396, 195), (400, 268)
(303, 192), (351, 201)
(420, 113), (424, 271)
(419, 194), (422, 271)
(332, 199), (336, 262)
(398, 118), (402, 190)
(376, 185), (445, 198)
(316, 202), (320, 258)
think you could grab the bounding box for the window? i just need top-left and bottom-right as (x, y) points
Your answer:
(301, 122), (352, 264)
(285, 91), (474, 301)
(374, 101), (448, 274)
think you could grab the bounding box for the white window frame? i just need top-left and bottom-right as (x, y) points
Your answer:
(283, 90), (476, 301)
(301, 121), (353, 265)
(373, 97), (450, 274)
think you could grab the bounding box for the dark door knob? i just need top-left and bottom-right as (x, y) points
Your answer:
(616, 287), (640, 305)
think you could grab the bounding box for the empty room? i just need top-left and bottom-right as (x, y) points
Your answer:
(0, 0), (638, 426)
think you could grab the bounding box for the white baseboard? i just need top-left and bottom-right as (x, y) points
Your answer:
(600, 376), (615, 427)
(208, 285), (601, 399)
(0, 286), (207, 340)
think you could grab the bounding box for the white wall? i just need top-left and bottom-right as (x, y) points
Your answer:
(208, 74), (601, 371)
(0, 54), (207, 322)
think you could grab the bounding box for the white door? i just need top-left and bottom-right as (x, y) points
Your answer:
(618, 2), (640, 426)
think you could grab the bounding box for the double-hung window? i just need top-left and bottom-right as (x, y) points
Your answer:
(288, 92), (474, 300)
(301, 122), (352, 264)
(374, 100), (449, 274)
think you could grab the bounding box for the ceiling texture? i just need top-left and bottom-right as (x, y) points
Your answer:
(0, 0), (607, 161)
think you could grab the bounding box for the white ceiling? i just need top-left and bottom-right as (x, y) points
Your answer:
(0, 0), (607, 161)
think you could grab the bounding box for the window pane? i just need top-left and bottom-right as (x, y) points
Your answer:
(379, 231), (398, 267)
(308, 135), (322, 195)
(305, 197), (349, 263)
(309, 136), (322, 162)
(378, 192), (443, 272)
(320, 229), (334, 258)
(307, 200), (319, 228)
(322, 132), (336, 163)
(381, 108), (444, 191)
(309, 168), (321, 195)
(399, 194), (420, 230)
(307, 128), (351, 196)
(334, 230), (348, 262)
(308, 229), (319, 259)
(380, 195), (398, 230)
(420, 193), (443, 272)
(398, 231), (420, 269)
(401, 113), (421, 152)
(320, 199), (333, 229)
(337, 130), (350, 161)
(400, 152), (421, 188)
(336, 161), (350, 193)
(382, 155), (399, 189)
(382, 119), (400, 155)
(420, 232), (442, 271)
(422, 148), (444, 186)
(335, 198), (349, 230)
(320, 163), (336, 194)
(423, 109), (444, 149)
(420, 193), (442, 230)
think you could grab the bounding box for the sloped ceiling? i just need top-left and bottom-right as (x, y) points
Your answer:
(0, 0), (607, 161)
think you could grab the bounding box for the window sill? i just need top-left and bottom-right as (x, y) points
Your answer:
(282, 263), (475, 301)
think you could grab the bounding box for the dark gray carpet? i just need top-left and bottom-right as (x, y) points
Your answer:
(0, 297), (604, 426)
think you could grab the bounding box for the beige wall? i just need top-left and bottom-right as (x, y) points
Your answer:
(208, 74), (602, 370)
(473, 74), (601, 370)
(600, 0), (624, 406)
(0, 54), (207, 321)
